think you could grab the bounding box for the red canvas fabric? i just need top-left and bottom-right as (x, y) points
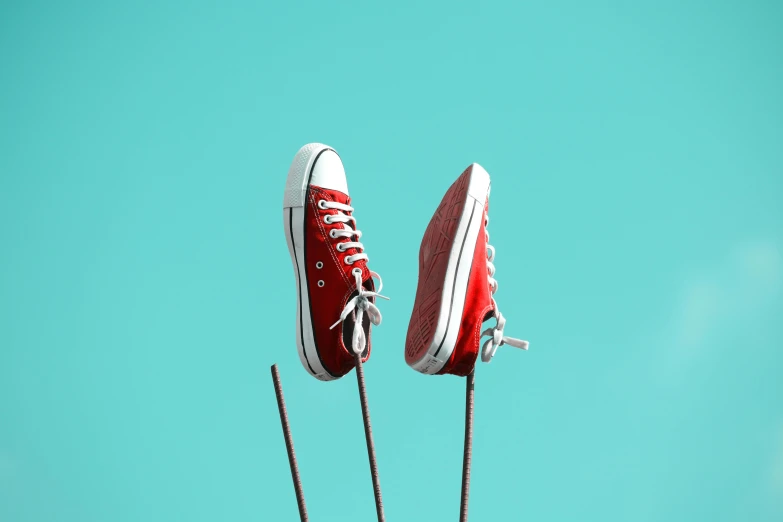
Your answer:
(304, 185), (373, 378)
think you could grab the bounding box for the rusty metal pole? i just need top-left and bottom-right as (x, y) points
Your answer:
(459, 370), (475, 522)
(353, 353), (385, 522)
(270, 364), (308, 522)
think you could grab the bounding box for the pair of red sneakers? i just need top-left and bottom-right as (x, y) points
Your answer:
(282, 143), (528, 381)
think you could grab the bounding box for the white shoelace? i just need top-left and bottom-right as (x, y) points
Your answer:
(480, 215), (529, 363)
(320, 199), (389, 355)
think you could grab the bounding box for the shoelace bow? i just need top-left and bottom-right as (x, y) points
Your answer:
(320, 199), (389, 355)
(480, 215), (529, 363)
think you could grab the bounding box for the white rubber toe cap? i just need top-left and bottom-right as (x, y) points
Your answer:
(311, 150), (349, 196)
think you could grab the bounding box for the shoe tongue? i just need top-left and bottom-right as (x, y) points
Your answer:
(314, 187), (350, 205)
(333, 190), (350, 204)
(314, 185), (369, 276)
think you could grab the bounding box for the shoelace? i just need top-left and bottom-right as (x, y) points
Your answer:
(480, 215), (529, 363)
(320, 199), (389, 355)
(318, 199), (368, 264)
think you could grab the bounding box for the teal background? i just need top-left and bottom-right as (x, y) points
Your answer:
(1, 1), (781, 521)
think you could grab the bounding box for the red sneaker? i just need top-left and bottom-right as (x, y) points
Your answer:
(405, 163), (528, 376)
(283, 143), (388, 381)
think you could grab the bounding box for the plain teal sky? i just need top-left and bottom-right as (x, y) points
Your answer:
(1, 1), (782, 521)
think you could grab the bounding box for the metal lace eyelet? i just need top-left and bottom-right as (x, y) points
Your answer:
(318, 200), (327, 210)
(329, 229), (338, 238)
(352, 268), (363, 277)
(317, 280), (325, 287)
(344, 256), (354, 265)
(324, 215), (332, 224)
(316, 261), (324, 269)
(336, 243), (346, 252)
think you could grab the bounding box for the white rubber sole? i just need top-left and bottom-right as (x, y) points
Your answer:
(283, 143), (338, 381)
(410, 164), (491, 375)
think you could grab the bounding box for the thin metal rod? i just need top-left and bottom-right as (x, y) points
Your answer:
(459, 370), (475, 522)
(270, 364), (308, 522)
(353, 353), (386, 522)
